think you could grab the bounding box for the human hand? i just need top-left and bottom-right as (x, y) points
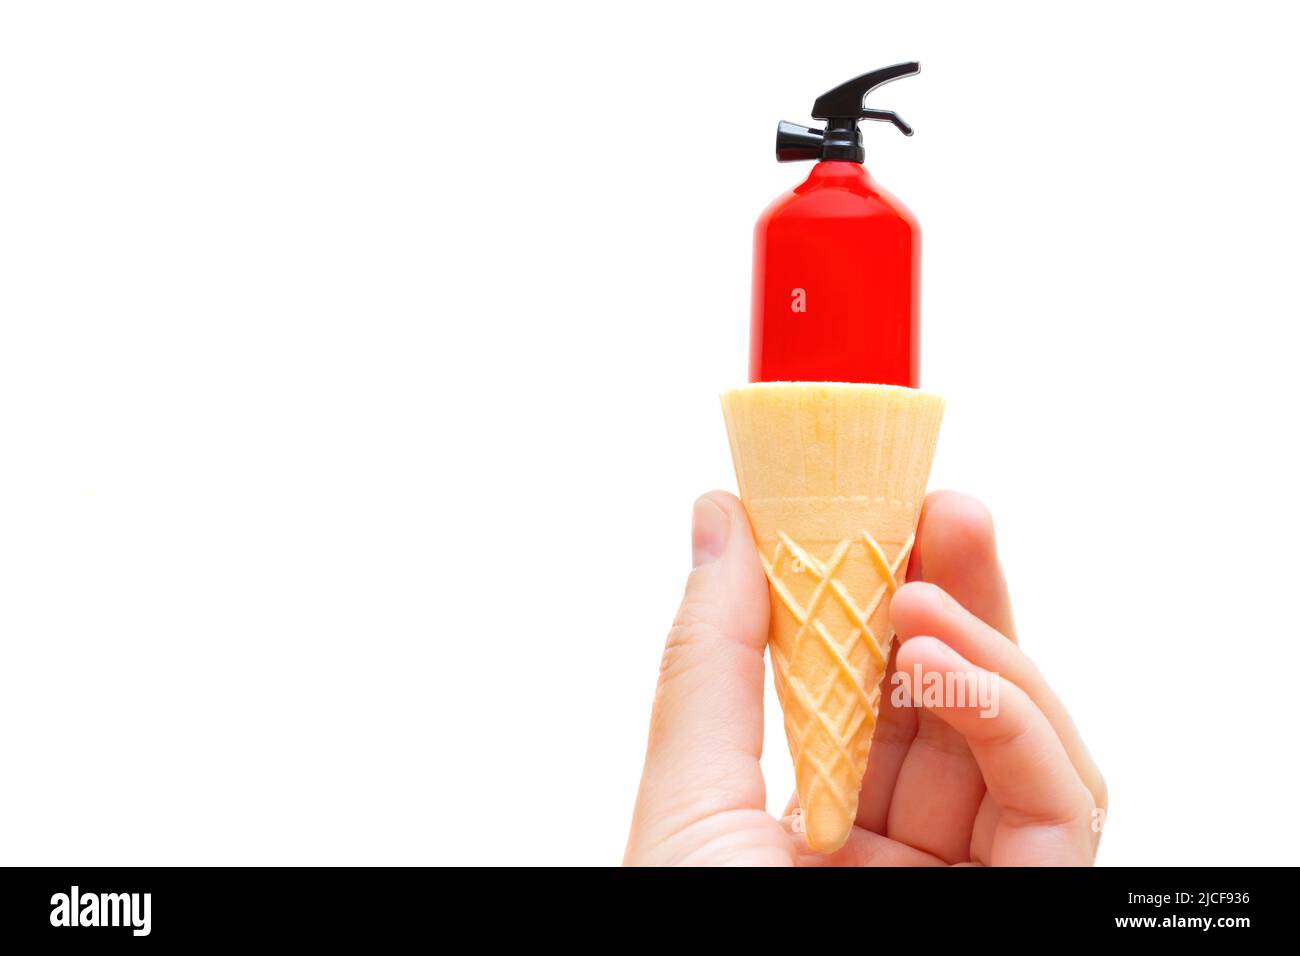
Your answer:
(624, 490), (1106, 866)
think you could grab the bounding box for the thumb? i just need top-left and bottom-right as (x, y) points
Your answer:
(629, 492), (770, 846)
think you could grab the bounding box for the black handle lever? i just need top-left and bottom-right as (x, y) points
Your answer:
(812, 62), (920, 122)
(860, 108), (913, 137)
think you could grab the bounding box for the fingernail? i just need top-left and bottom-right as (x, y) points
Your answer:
(692, 496), (730, 567)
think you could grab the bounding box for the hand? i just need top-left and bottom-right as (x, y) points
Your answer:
(625, 491), (1106, 866)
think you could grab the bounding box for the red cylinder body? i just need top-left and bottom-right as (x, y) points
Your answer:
(749, 161), (919, 386)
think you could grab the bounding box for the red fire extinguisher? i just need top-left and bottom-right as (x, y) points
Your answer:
(750, 62), (921, 387)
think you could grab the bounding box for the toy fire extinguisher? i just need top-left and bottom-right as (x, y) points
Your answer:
(750, 62), (922, 386)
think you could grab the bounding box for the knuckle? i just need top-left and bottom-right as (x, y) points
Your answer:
(658, 615), (717, 683)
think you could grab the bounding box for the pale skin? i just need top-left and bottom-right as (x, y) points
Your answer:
(625, 491), (1106, 866)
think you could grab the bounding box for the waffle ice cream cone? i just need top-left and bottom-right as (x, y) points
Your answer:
(721, 383), (944, 853)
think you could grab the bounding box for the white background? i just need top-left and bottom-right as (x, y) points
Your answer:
(2, 1), (1297, 866)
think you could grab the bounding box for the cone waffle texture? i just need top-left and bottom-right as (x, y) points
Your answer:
(721, 383), (944, 853)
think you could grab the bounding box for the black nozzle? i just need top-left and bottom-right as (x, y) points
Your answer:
(775, 121), (824, 162)
(776, 61), (919, 163)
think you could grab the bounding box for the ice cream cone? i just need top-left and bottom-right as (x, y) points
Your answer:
(721, 382), (944, 853)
